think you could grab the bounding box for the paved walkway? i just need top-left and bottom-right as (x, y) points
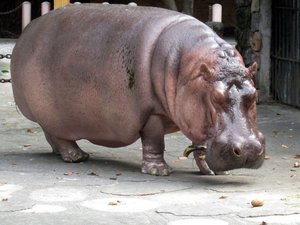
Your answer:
(0, 83), (299, 225)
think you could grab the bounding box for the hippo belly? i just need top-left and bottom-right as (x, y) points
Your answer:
(12, 4), (179, 146)
(11, 4), (189, 175)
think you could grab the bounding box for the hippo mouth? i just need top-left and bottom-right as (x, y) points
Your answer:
(183, 140), (265, 175)
(183, 144), (215, 175)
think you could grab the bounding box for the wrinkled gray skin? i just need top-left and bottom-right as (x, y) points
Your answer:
(11, 4), (265, 176)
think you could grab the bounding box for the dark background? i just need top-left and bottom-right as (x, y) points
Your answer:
(0, 0), (236, 38)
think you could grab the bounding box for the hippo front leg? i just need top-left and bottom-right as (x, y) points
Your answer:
(140, 116), (172, 176)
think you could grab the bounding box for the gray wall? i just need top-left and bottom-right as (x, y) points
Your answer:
(257, 0), (272, 102)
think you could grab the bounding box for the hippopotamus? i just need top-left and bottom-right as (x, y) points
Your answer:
(11, 3), (265, 176)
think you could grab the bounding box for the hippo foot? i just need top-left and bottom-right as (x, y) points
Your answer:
(59, 148), (90, 163)
(141, 161), (172, 176)
(52, 148), (89, 162)
(44, 131), (89, 163)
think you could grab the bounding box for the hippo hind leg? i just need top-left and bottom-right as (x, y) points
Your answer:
(44, 131), (89, 163)
(140, 116), (172, 176)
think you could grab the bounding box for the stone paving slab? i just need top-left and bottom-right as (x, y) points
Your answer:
(0, 83), (299, 225)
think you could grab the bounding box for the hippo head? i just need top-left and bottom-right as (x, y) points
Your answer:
(174, 48), (265, 174)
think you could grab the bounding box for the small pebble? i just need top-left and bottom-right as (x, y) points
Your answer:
(251, 199), (264, 207)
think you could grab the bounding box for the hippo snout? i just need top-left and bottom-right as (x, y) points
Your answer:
(205, 133), (265, 172)
(230, 138), (264, 168)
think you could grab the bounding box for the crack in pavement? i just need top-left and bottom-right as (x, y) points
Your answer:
(120, 179), (158, 183)
(0, 204), (34, 213)
(155, 210), (232, 217)
(238, 212), (300, 218)
(99, 186), (193, 197)
(206, 186), (296, 193)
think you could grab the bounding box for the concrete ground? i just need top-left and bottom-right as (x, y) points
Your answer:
(0, 82), (299, 225)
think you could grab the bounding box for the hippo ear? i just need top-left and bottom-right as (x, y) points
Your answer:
(199, 63), (214, 82)
(248, 62), (257, 79)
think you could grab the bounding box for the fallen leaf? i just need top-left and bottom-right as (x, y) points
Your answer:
(26, 128), (34, 133)
(108, 200), (121, 206)
(178, 156), (188, 160)
(251, 199), (264, 207)
(219, 196), (227, 199)
(281, 144), (289, 149)
(26, 128), (39, 134)
(272, 130), (279, 137)
(264, 155), (271, 160)
(294, 162), (300, 168)
(88, 171), (98, 176)
(64, 171), (73, 176)
(108, 202), (118, 206)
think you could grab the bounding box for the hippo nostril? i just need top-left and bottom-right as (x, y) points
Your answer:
(233, 148), (242, 157)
